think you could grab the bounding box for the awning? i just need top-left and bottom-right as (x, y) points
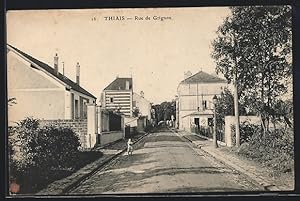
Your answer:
(182, 110), (214, 118)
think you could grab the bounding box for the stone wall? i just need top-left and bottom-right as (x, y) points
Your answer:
(39, 119), (88, 149)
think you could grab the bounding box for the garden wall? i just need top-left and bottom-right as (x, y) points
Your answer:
(98, 131), (124, 146)
(39, 119), (89, 149)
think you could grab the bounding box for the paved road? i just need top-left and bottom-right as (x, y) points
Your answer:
(69, 130), (261, 194)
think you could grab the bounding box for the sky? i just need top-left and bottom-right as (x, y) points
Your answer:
(7, 7), (231, 104)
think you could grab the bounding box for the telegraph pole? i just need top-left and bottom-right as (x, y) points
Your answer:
(212, 95), (218, 148)
(232, 32), (241, 147)
(233, 68), (240, 147)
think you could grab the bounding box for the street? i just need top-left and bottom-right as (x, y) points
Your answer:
(68, 128), (261, 194)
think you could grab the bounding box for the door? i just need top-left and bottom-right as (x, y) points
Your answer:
(194, 118), (200, 133)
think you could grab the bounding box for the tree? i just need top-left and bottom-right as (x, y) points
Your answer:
(153, 101), (176, 123)
(8, 97), (17, 106)
(132, 107), (140, 117)
(211, 6), (292, 132)
(215, 88), (248, 127)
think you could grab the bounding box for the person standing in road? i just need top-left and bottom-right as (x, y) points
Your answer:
(127, 138), (133, 156)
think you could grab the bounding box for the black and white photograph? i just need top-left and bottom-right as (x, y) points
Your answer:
(6, 5), (294, 196)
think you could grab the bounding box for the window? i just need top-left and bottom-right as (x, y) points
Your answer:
(71, 93), (74, 118)
(203, 100), (207, 109)
(75, 100), (79, 119)
(110, 97), (114, 103)
(83, 100), (87, 118)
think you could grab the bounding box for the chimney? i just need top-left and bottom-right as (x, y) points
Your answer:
(76, 62), (80, 85)
(184, 71), (192, 80)
(62, 62), (65, 76)
(125, 80), (130, 90)
(54, 53), (59, 74)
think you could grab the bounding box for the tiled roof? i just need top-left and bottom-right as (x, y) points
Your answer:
(104, 77), (132, 90)
(7, 44), (96, 99)
(180, 71), (227, 84)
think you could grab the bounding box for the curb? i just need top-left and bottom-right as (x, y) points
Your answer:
(61, 132), (150, 194)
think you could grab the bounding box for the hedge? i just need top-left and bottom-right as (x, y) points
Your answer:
(8, 117), (93, 194)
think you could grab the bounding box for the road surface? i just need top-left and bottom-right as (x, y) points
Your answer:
(69, 129), (261, 194)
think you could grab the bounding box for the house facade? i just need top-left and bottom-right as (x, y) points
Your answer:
(101, 77), (133, 117)
(133, 91), (151, 120)
(7, 44), (96, 124)
(176, 71), (227, 131)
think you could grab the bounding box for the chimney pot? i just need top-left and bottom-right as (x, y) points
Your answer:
(54, 53), (59, 74)
(76, 62), (80, 85)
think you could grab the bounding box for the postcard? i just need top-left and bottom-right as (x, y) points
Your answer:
(6, 6), (294, 196)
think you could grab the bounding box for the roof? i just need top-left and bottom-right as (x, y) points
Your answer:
(7, 44), (96, 99)
(180, 71), (227, 84)
(104, 77), (132, 90)
(133, 92), (151, 103)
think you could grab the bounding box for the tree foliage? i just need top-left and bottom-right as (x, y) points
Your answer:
(211, 6), (292, 130)
(8, 97), (17, 106)
(132, 107), (140, 117)
(215, 88), (249, 126)
(153, 100), (176, 123)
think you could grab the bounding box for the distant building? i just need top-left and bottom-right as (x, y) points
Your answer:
(176, 71), (227, 131)
(7, 44), (96, 124)
(133, 91), (151, 120)
(101, 77), (133, 117)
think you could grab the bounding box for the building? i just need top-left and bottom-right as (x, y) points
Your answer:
(101, 77), (133, 117)
(7, 44), (96, 124)
(176, 71), (227, 131)
(133, 91), (151, 120)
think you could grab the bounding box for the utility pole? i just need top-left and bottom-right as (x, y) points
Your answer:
(233, 68), (240, 147)
(232, 31), (241, 147)
(212, 95), (218, 148)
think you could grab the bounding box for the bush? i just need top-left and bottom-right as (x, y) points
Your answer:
(237, 127), (294, 173)
(8, 117), (81, 193)
(8, 118), (40, 175)
(34, 126), (80, 169)
(231, 122), (262, 145)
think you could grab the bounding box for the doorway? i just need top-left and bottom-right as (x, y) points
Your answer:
(194, 117), (200, 133)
